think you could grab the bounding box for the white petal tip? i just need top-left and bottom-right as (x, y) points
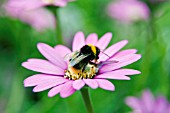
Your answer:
(37, 42), (45, 48)
(125, 76), (131, 80)
(122, 40), (128, 44)
(137, 54), (142, 59)
(21, 62), (28, 67)
(106, 32), (112, 35)
(23, 80), (29, 87)
(76, 31), (84, 35)
(48, 93), (55, 98)
(23, 83), (29, 87)
(37, 43), (50, 51)
(136, 71), (141, 74)
(60, 95), (69, 98)
(90, 86), (98, 89)
(106, 32), (113, 37)
(109, 87), (115, 91)
(33, 87), (41, 92)
(133, 49), (138, 53)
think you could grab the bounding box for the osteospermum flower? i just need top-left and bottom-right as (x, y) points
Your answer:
(107, 0), (150, 23)
(126, 90), (170, 113)
(3, 0), (73, 31)
(4, 0), (56, 31)
(4, 0), (73, 11)
(22, 32), (141, 98)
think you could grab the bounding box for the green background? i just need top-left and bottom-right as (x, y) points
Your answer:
(0, 0), (170, 113)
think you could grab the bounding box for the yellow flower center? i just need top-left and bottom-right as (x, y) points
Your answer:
(64, 63), (99, 80)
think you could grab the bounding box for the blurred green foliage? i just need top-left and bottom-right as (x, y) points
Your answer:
(0, 0), (170, 113)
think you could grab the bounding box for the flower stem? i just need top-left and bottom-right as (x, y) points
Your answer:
(80, 88), (94, 113)
(55, 9), (63, 44)
(48, 6), (63, 44)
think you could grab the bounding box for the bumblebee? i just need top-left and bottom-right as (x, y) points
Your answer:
(64, 44), (100, 80)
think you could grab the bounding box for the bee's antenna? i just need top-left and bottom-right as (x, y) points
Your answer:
(100, 50), (110, 58)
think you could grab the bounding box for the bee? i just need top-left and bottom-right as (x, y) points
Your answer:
(64, 44), (100, 80)
(64, 44), (118, 80)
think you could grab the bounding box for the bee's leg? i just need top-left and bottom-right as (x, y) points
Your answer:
(77, 72), (82, 80)
(82, 71), (86, 79)
(86, 74), (88, 79)
(64, 70), (70, 78)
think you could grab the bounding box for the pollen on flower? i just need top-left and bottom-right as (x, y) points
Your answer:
(64, 63), (99, 80)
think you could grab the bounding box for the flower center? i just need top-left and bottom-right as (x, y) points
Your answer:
(64, 62), (99, 80)
(42, 0), (54, 4)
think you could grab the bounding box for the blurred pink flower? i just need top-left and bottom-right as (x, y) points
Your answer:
(4, 0), (56, 31)
(22, 32), (141, 98)
(126, 90), (170, 113)
(107, 0), (150, 23)
(5, 0), (72, 11)
(3, 0), (73, 31)
(19, 8), (56, 31)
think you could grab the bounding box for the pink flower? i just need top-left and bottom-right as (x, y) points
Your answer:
(22, 32), (141, 98)
(107, 0), (150, 23)
(126, 90), (170, 113)
(4, 0), (56, 31)
(5, 0), (72, 11)
(3, 0), (73, 31)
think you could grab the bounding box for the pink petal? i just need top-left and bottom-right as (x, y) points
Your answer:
(60, 81), (76, 98)
(5, 0), (56, 31)
(85, 33), (98, 45)
(22, 59), (64, 75)
(72, 79), (85, 90)
(97, 69), (141, 79)
(96, 69), (138, 80)
(6, 0), (45, 11)
(37, 43), (67, 69)
(125, 97), (142, 110)
(153, 96), (168, 113)
(141, 90), (155, 112)
(96, 74), (130, 80)
(167, 105), (170, 113)
(48, 84), (64, 97)
(96, 32), (112, 50)
(30, 8), (56, 31)
(83, 79), (98, 89)
(24, 74), (68, 87)
(72, 32), (85, 51)
(54, 0), (68, 7)
(24, 0), (45, 10)
(100, 54), (141, 73)
(95, 79), (115, 91)
(113, 69), (141, 75)
(99, 40), (128, 61)
(33, 78), (67, 92)
(113, 49), (138, 59)
(54, 45), (71, 58)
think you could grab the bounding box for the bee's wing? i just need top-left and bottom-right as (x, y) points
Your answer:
(69, 54), (89, 67)
(64, 51), (79, 61)
(64, 53), (71, 61)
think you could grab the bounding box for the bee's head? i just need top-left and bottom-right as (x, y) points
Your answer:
(80, 44), (100, 60)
